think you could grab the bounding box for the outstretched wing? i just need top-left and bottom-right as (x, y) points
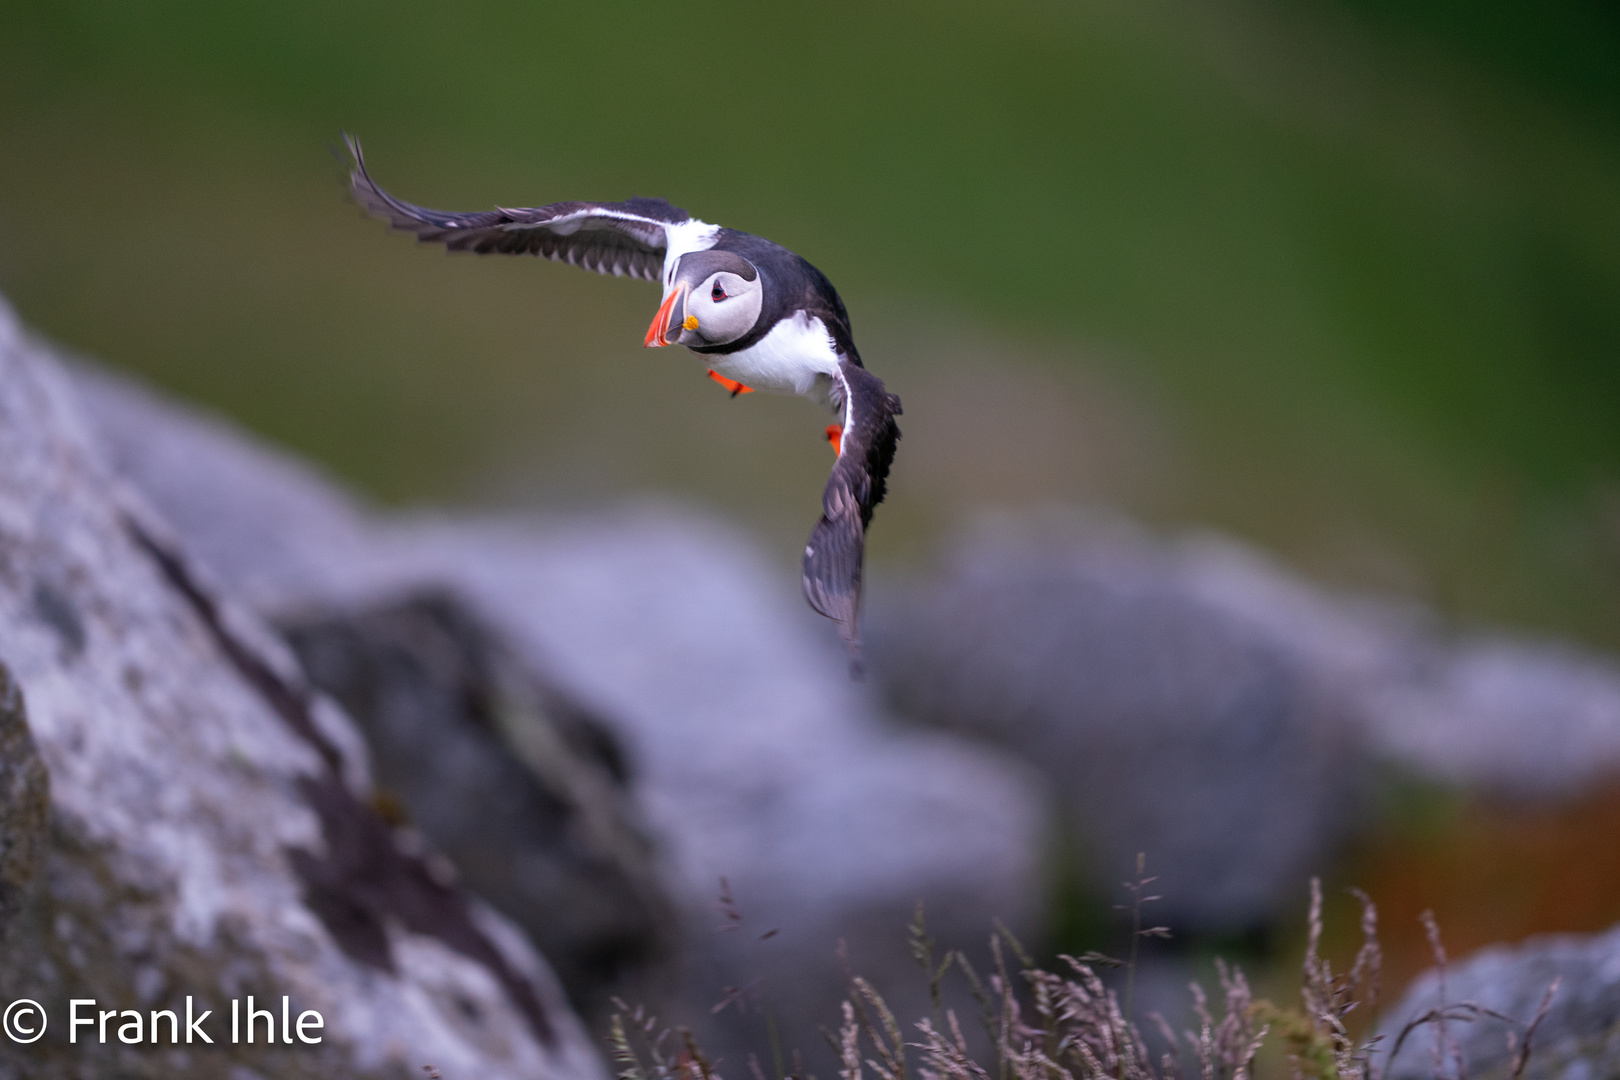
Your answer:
(802, 359), (903, 669)
(346, 135), (687, 281)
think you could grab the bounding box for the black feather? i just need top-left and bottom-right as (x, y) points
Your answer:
(345, 134), (683, 282)
(802, 361), (903, 666)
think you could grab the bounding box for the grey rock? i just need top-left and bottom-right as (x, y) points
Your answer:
(1378, 924), (1620, 1080)
(867, 511), (1361, 936)
(0, 664), (50, 931)
(0, 301), (603, 1079)
(279, 590), (677, 1033)
(1158, 525), (1620, 799)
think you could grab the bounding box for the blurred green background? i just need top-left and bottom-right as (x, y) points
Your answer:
(2, 0), (1619, 647)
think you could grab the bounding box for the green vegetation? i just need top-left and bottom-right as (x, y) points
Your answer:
(2, 0), (1618, 644)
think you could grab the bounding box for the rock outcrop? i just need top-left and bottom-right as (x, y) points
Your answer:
(0, 302), (603, 1079)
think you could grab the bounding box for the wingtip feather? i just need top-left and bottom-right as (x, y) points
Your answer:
(802, 511), (865, 668)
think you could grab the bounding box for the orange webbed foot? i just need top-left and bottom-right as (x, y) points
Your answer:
(706, 370), (754, 398)
(825, 424), (843, 456)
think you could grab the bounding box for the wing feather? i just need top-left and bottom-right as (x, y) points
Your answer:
(802, 360), (903, 669)
(345, 135), (684, 282)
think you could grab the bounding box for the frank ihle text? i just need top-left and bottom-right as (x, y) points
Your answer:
(0, 996), (324, 1045)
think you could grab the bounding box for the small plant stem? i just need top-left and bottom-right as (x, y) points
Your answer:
(1123, 854), (1144, 1027)
(767, 1002), (786, 1080)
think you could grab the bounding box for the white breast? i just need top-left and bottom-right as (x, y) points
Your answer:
(704, 312), (841, 400)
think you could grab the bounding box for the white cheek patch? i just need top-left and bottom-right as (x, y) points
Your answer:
(694, 276), (760, 343)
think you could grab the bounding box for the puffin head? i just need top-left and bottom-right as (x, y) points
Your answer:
(644, 250), (763, 349)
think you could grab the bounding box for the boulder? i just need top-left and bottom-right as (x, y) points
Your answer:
(0, 302), (603, 1079)
(1159, 525), (1620, 799)
(867, 512), (1362, 936)
(1378, 924), (1620, 1080)
(279, 590), (677, 1034)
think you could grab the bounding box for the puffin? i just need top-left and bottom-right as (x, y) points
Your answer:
(344, 136), (901, 664)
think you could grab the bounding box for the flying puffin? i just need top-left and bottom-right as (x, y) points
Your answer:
(344, 136), (901, 663)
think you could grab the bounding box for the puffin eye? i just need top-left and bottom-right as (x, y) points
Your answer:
(711, 281), (727, 301)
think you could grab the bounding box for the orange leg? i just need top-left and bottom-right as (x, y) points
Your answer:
(825, 424), (843, 457)
(706, 370), (754, 398)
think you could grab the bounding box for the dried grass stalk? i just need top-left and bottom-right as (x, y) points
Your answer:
(609, 881), (1560, 1080)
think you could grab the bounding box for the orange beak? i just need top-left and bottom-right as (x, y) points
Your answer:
(644, 286), (685, 348)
